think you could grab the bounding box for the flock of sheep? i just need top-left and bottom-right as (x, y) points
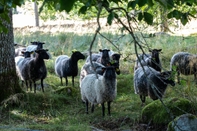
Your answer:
(14, 42), (197, 116)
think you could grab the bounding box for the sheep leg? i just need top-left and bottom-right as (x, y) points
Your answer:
(33, 81), (36, 93)
(107, 101), (111, 116)
(85, 100), (88, 114)
(41, 79), (44, 92)
(91, 104), (94, 113)
(21, 80), (24, 88)
(101, 103), (105, 117)
(60, 77), (63, 85)
(29, 81), (32, 91)
(65, 77), (68, 86)
(72, 76), (74, 87)
(177, 71), (180, 84)
(25, 81), (28, 91)
(140, 95), (146, 106)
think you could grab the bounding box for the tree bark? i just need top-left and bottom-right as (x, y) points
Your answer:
(0, 10), (22, 102)
(34, 1), (39, 27)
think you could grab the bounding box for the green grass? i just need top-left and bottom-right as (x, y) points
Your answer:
(4, 28), (197, 130)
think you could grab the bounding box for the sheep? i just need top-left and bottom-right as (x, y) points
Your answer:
(85, 49), (121, 75)
(26, 41), (45, 58)
(79, 61), (105, 85)
(134, 49), (162, 72)
(96, 49), (111, 66)
(55, 50), (85, 86)
(85, 53), (101, 63)
(18, 49), (49, 93)
(14, 43), (26, 57)
(26, 41), (45, 51)
(170, 52), (197, 84)
(134, 66), (175, 105)
(15, 51), (33, 87)
(80, 66), (117, 116)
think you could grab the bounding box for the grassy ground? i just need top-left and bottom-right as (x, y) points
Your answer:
(1, 28), (197, 131)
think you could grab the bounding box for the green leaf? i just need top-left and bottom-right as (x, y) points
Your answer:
(78, 6), (87, 14)
(107, 12), (115, 25)
(167, 10), (181, 20)
(110, 0), (121, 4)
(138, 12), (143, 21)
(144, 12), (153, 25)
(138, 0), (147, 7)
(59, 0), (76, 12)
(147, 0), (154, 7)
(103, 0), (109, 8)
(127, 1), (137, 9)
(181, 13), (188, 25)
(0, 5), (4, 14)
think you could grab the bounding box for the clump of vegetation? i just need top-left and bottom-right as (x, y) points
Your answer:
(141, 97), (194, 124)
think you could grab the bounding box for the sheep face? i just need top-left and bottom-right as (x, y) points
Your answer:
(99, 49), (110, 66)
(35, 49), (49, 60)
(110, 54), (121, 75)
(21, 51), (33, 58)
(149, 49), (162, 59)
(72, 51), (85, 60)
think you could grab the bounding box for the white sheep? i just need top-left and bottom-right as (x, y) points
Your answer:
(134, 66), (175, 105)
(79, 61), (105, 85)
(80, 66), (117, 116)
(170, 52), (197, 84)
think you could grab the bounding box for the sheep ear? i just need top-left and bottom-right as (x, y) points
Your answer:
(21, 51), (25, 54)
(157, 49), (162, 52)
(99, 49), (102, 52)
(102, 67), (106, 72)
(149, 49), (152, 52)
(45, 49), (48, 52)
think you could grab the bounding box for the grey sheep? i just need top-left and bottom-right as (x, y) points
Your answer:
(55, 51), (85, 86)
(79, 61), (105, 85)
(134, 66), (175, 105)
(14, 43), (26, 57)
(170, 52), (197, 84)
(19, 49), (49, 93)
(15, 51), (33, 87)
(80, 66), (117, 116)
(134, 49), (162, 72)
(86, 49), (121, 75)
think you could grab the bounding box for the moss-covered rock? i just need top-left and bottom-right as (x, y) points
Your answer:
(141, 97), (194, 124)
(53, 86), (78, 96)
(167, 114), (197, 131)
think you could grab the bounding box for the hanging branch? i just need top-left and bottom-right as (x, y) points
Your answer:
(89, 2), (103, 79)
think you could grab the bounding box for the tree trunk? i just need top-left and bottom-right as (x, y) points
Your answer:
(0, 10), (22, 102)
(159, 7), (169, 32)
(34, 1), (39, 27)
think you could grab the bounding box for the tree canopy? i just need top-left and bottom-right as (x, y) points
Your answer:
(0, 0), (197, 30)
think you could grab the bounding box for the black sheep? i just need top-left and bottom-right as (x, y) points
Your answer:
(55, 50), (85, 86)
(19, 49), (49, 93)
